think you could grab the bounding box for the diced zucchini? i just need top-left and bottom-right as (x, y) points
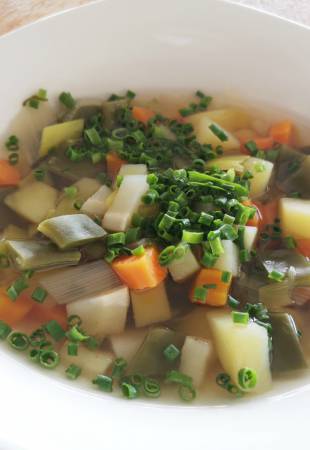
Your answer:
(170, 307), (212, 340)
(128, 327), (184, 376)
(130, 282), (172, 328)
(198, 108), (251, 131)
(108, 328), (148, 362)
(208, 312), (271, 393)
(38, 214), (107, 249)
(185, 115), (240, 152)
(168, 246), (200, 282)
(60, 345), (113, 379)
(243, 226), (258, 252)
(102, 175), (149, 231)
(4, 181), (58, 223)
(180, 336), (213, 387)
(214, 240), (239, 277)
(66, 286), (130, 339)
(39, 119), (84, 156)
(205, 154), (249, 172)
(46, 150), (103, 182)
(81, 186), (112, 217)
(5, 240), (81, 271)
(276, 146), (310, 197)
(270, 313), (307, 372)
(242, 157), (274, 199)
(118, 164), (147, 177)
(279, 197), (310, 239)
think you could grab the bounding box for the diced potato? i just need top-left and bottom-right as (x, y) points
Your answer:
(4, 181), (58, 223)
(39, 119), (84, 156)
(279, 197), (310, 239)
(180, 336), (213, 387)
(168, 247), (200, 282)
(66, 286), (130, 339)
(108, 328), (148, 362)
(118, 164), (147, 176)
(102, 175), (149, 231)
(242, 157), (274, 198)
(200, 108), (251, 131)
(205, 154), (249, 173)
(214, 240), (239, 277)
(130, 282), (171, 328)
(60, 345), (113, 379)
(73, 178), (102, 199)
(170, 307), (212, 340)
(208, 312), (272, 393)
(243, 226), (258, 252)
(186, 115), (240, 152)
(81, 185), (112, 217)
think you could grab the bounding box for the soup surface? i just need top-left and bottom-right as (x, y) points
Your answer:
(0, 89), (310, 403)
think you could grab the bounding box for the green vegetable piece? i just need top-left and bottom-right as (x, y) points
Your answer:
(5, 240), (81, 271)
(39, 119), (84, 157)
(270, 313), (307, 372)
(60, 99), (102, 121)
(276, 146), (310, 197)
(258, 249), (310, 280)
(128, 328), (185, 376)
(102, 98), (130, 129)
(38, 214), (107, 249)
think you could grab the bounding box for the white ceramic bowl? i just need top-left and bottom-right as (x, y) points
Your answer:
(1, 1), (310, 449)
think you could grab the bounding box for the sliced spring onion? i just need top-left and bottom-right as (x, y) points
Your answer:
(232, 311), (249, 325)
(65, 364), (82, 380)
(93, 375), (113, 392)
(85, 128), (102, 145)
(165, 370), (193, 387)
(193, 286), (208, 303)
(182, 230), (204, 244)
(227, 295), (240, 309)
(39, 350), (60, 369)
(131, 245), (145, 256)
(67, 315), (82, 327)
(67, 342), (79, 356)
(121, 382), (138, 399)
(66, 326), (89, 342)
(221, 271), (231, 283)
(29, 328), (46, 347)
(268, 270), (285, 282)
(178, 384), (196, 402)
(106, 232), (126, 247)
(29, 348), (40, 362)
(31, 287), (47, 303)
(143, 378), (161, 398)
(59, 91), (76, 109)
(8, 332), (29, 351)
(0, 321), (12, 340)
(238, 367), (257, 390)
(45, 320), (65, 342)
(6, 276), (29, 301)
(163, 344), (180, 362)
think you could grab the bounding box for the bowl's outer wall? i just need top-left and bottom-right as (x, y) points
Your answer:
(0, 1), (310, 449)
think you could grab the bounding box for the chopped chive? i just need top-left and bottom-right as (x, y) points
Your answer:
(0, 321), (12, 340)
(7, 276), (29, 301)
(232, 311), (249, 325)
(9, 152), (19, 165)
(228, 295), (240, 310)
(223, 214), (235, 225)
(201, 250), (217, 268)
(221, 271), (231, 283)
(128, 373), (144, 388)
(240, 249), (251, 263)
(65, 364), (81, 380)
(198, 212), (214, 226)
(131, 245), (145, 256)
(209, 237), (224, 256)
(29, 328), (46, 347)
(84, 336), (99, 350)
(33, 168), (45, 181)
(67, 342), (79, 356)
(8, 332), (29, 351)
(182, 230), (204, 244)
(31, 286), (47, 303)
(64, 186), (78, 198)
(268, 270), (285, 282)
(66, 325), (89, 342)
(216, 373), (243, 398)
(39, 350), (60, 369)
(284, 236), (296, 249)
(45, 320), (65, 342)
(67, 314), (82, 327)
(121, 382), (138, 399)
(5, 135), (19, 151)
(163, 344), (180, 362)
(209, 124), (228, 142)
(238, 367), (257, 390)
(244, 140), (258, 155)
(23, 89), (48, 108)
(29, 348), (40, 362)
(159, 245), (176, 266)
(106, 232), (126, 247)
(193, 286), (208, 303)
(165, 370), (193, 387)
(143, 378), (161, 398)
(59, 91), (76, 109)
(85, 128), (102, 145)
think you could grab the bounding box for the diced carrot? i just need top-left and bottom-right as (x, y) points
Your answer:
(112, 246), (167, 290)
(132, 106), (155, 124)
(269, 120), (293, 145)
(242, 200), (262, 228)
(190, 269), (232, 307)
(0, 287), (33, 326)
(31, 304), (68, 330)
(0, 160), (21, 186)
(106, 152), (126, 180)
(296, 240), (310, 258)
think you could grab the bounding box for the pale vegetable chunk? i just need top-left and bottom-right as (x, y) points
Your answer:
(108, 328), (148, 362)
(186, 115), (240, 152)
(199, 108), (251, 131)
(208, 313), (271, 393)
(205, 154), (249, 173)
(67, 286), (130, 339)
(279, 197), (310, 239)
(60, 345), (113, 379)
(243, 226), (258, 252)
(180, 337), (213, 387)
(118, 164), (147, 176)
(102, 175), (149, 231)
(130, 282), (171, 328)
(73, 178), (102, 199)
(81, 185), (112, 217)
(39, 119), (84, 156)
(170, 307), (212, 340)
(242, 157), (274, 198)
(168, 246), (200, 282)
(4, 181), (58, 223)
(214, 240), (239, 276)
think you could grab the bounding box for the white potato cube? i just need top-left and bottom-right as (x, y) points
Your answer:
(67, 286), (130, 339)
(130, 282), (171, 328)
(208, 313), (271, 393)
(108, 328), (148, 362)
(102, 175), (149, 231)
(280, 197), (310, 239)
(214, 240), (239, 276)
(243, 157), (274, 199)
(168, 247), (200, 282)
(81, 185), (112, 217)
(243, 226), (258, 252)
(180, 336), (213, 387)
(118, 164), (147, 176)
(60, 345), (113, 379)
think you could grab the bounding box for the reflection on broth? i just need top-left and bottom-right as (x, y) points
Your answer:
(0, 88), (310, 404)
